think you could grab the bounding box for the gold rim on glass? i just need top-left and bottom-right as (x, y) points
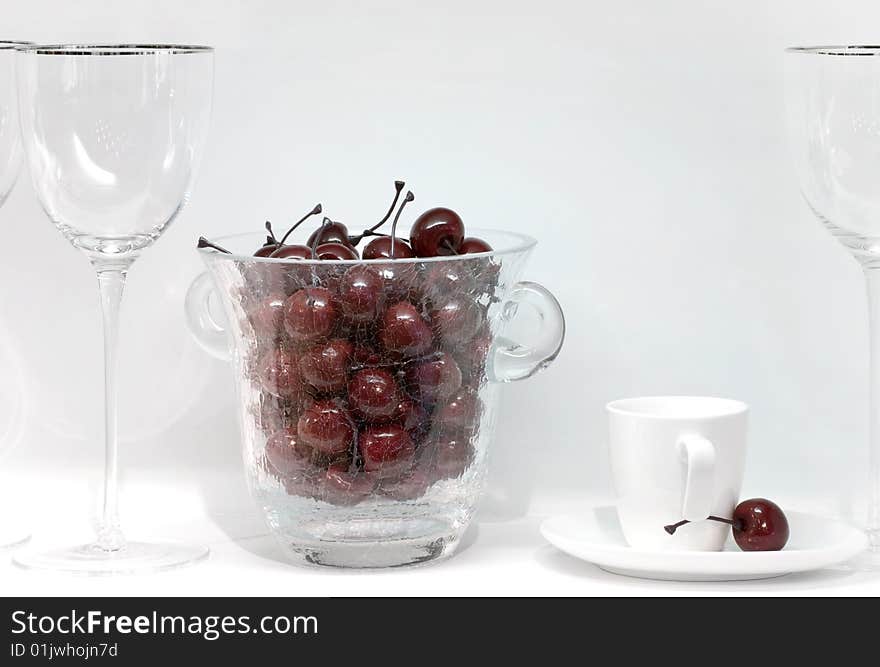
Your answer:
(16, 43), (213, 56)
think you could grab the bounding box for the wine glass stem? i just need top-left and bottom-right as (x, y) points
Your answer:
(865, 268), (880, 549)
(94, 262), (132, 552)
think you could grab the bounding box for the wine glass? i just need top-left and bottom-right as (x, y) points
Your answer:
(785, 45), (880, 567)
(13, 44), (214, 574)
(0, 40), (31, 549)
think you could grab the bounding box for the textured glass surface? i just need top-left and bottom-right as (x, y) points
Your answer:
(200, 230), (538, 567)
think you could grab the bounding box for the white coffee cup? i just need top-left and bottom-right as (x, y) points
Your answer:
(607, 396), (748, 551)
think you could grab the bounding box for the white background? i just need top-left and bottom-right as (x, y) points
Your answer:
(1, 0), (879, 594)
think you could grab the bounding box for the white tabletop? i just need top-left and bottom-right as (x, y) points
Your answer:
(1, 468), (877, 597)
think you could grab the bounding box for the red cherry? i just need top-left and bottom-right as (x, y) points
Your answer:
(307, 221), (353, 249)
(257, 348), (305, 400)
(379, 465), (432, 500)
(248, 291), (286, 337)
(362, 236), (415, 259)
(409, 207), (465, 257)
(316, 242), (359, 260)
(308, 447), (351, 470)
(298, 338), (353, 393)
(321, 464), (376, 505)
(436, 386), (481, 433)
(732, 498), (790, 552)
(350, 343), (383, 368)
(338, 265), (385, 322)
(265, 428), (313, 476)
(663, 498), (791, 552)
(270, 244), (313, 259)
(380, 301), (433, 357)
(359, 424), (416, 477)
(335, 320), (378, 350)
(459, 237), (493, 254)
(372, 263), (420, 301)
(296, 399), (354, 456)
(284, 287), (338, 343)
(431, 296), (481, 347)
(254, 242), (280, 257)
(405, 352), (462, 403)
(433, 434), (474, 479)
(422, 263), (475, 298)
(393, 396), (427, 431)
(348, 368), (400, 421)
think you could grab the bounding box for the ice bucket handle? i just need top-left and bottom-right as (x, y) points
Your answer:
(185, 271), (230, 360)
(488, 281), (565, 383)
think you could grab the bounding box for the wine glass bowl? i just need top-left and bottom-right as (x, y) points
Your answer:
(16, 44), (213, 257)
(786, 46), (880, 256)
(13, 44), (213, 574)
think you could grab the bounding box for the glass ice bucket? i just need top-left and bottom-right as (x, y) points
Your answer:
(186, 229), (564, 567)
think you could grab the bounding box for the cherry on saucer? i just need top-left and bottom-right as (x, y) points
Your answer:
(664, 497), (790, 552)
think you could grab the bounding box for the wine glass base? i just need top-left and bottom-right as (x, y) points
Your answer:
(13, 541), (209, 576)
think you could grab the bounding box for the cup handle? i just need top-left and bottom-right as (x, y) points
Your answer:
(677, 434), (716, 522)
(184, 271), (230, 361)
(488, 280), (565, 383)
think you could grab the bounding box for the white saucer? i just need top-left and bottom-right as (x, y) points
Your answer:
(540, 505), (868, 581)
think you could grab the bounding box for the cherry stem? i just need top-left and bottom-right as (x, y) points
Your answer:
(265, 221), (278, 244)
(441, 238), (459, 255)
(362, 230), (411, 242)
(197, 237), (232, 254)
(310, 218), (331, 260)
(279, 203), (322, 245)
(367, 180), (405, 234)
(663, 516), (738, 535)
(390, 190), (415, 258)
(350, 180), (406, 245)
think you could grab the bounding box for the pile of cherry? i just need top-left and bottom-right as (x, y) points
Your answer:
(199, 181), (499, 506)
